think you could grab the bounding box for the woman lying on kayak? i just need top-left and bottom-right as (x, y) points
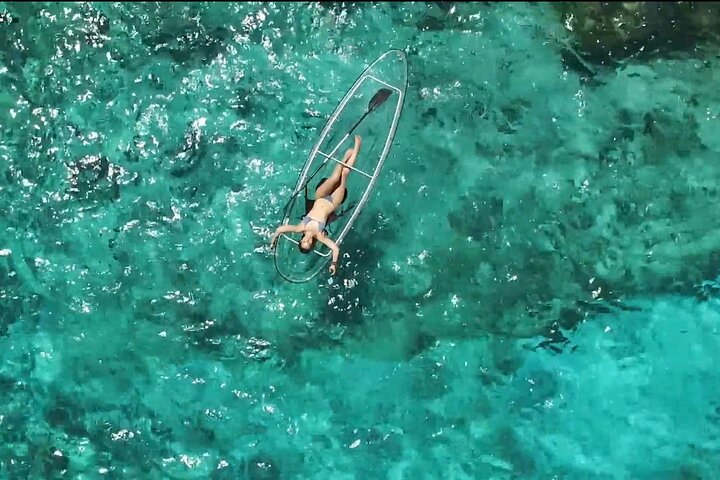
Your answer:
(269, 135), (361, 275)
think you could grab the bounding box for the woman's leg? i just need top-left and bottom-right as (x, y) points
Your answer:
(329, 147), (358, 206)
(314, 148), (356, 199)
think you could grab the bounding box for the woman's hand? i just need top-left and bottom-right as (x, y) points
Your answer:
(315, 237), (339, 275)
(269, 227), (283, 250)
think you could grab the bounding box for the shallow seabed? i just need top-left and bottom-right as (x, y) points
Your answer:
(1, 2), (719, 479)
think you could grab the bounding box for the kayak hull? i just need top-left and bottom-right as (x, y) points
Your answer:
(274, 49), (408, 283)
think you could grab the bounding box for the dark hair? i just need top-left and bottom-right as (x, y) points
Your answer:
(298, 236), (316, 254)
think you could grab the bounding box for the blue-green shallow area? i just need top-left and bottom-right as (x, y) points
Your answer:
(1, 2), (719, 478)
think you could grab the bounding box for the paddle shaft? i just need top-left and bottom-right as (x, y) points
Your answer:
(319, 107), (372, 168)
(346, 109), (371, 137)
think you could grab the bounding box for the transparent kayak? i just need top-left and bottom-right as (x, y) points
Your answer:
(274, 49), (408, 283)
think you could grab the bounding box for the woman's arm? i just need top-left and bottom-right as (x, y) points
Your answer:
(270, 224), (302, 249)
(316, 235), (340, 274)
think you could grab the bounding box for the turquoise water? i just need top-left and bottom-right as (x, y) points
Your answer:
(2, 2), (720, 478)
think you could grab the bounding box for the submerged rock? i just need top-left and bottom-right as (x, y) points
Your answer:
(555, 2), (720, 64)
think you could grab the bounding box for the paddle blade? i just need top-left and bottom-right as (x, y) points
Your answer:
(368, 88), (392, 112)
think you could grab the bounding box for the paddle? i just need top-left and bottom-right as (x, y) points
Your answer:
(346, 88), (393, 137)
(314, 87), (394, 173)
(283, 87), (394, 219)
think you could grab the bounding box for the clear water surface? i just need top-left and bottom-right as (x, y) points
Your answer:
(1, 2), (719, 479)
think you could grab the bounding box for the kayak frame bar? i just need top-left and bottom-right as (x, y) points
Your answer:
(315, 151), (374, 179)
(280, 233), (331, 257)
(365, 75), (403, 95)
